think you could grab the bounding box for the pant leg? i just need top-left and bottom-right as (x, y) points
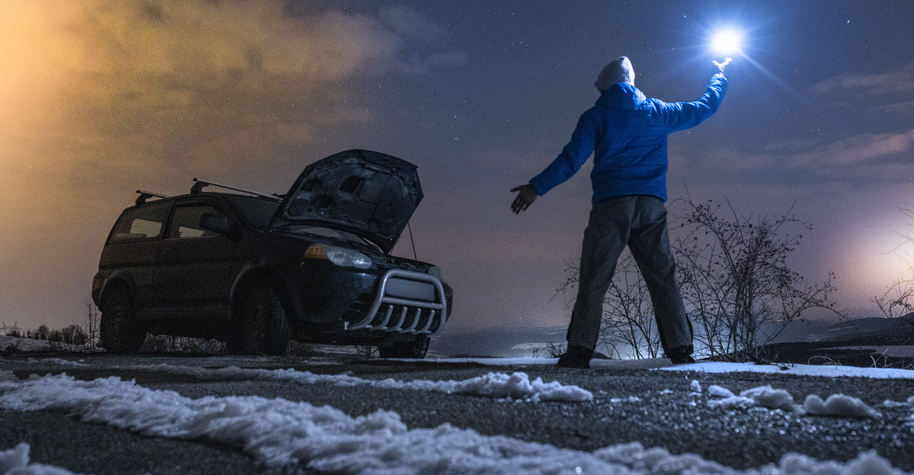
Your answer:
(567, 197), (634, 350)
(626, 197), (692, 353)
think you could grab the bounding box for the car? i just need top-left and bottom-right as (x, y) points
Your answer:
(92, 149), (452, 358)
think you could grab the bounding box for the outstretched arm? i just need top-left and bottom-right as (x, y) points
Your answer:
(662, 59), (729, 132)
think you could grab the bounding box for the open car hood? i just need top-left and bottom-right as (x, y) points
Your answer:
(273, 150), (423, 254)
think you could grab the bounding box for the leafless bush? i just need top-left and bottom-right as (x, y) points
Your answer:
(33, 324), (50, 340)
(544, 341), (566, 357)
(873, 208), (914, 322)
(84, 301), (100, 348)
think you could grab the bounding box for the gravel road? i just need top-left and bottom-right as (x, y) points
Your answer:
(1, 353), (913, 474)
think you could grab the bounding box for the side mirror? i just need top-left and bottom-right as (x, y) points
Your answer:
(199, 213), (233, 236)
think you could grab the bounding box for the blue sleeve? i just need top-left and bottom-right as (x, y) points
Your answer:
(661, 72), (728, 132)
(529, 110), (599, 196)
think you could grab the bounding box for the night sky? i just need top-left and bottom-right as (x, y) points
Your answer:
(2, 1), (912, 336)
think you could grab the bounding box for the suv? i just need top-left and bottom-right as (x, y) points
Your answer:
(92, 150), (452, 358)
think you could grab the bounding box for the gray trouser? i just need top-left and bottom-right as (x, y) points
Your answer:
(567, 195), (692, 354)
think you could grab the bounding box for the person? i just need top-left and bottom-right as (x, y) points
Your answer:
(510, 56), (730, 368)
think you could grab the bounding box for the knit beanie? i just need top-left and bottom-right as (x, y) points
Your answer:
(595, 56), (635, 92)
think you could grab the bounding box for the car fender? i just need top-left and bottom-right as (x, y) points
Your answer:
(93, 269), (138, 308)
(229, 262), (303, 320)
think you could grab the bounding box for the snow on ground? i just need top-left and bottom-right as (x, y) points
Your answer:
(0, 368), (912, 475)
(4, 343), (914, 473)
(704, 383), (885, 417)
(0, 336), (89, 354)
(0, 336), (57, 353)
(661, 360), (914, 380)
(0, 443), (77, 475)
(91, 363), (594, 402)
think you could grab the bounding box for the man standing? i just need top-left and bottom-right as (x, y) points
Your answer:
(511, 56), (729, 368)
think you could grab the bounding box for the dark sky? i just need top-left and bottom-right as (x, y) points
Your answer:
(1, 1), (913, 334)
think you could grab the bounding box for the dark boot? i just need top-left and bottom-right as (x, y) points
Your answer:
(668, 346), (695, 365)
(557, 344), (593, 369)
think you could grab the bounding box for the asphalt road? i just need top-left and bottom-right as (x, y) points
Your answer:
(1, 353), (913, 474)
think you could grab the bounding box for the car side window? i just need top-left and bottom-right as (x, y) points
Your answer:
(167, 204), (226, 239)
(108, 201), (171, 243)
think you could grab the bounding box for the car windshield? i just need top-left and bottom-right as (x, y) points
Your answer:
(223, 195), (281, 230)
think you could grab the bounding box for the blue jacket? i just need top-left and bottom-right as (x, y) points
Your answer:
(529, 72), (728, 203)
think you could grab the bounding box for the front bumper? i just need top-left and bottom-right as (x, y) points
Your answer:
(345, 269), (448, 335)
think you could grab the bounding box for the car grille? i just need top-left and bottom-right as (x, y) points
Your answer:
(345, 269), (447, 335)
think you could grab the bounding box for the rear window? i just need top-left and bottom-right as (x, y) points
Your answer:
(108, 201), (171, 244)
(223, 195), (280, 229)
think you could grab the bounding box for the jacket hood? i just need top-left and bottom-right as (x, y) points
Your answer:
(595, 83), (647, 111)
(273, 149), (423, 254)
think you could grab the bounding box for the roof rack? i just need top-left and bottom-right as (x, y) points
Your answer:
(136, 190), (171, 206)
(190, 178), (283, 202)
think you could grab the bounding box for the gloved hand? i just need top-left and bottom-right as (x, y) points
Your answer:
(510, 184), (538, 214)
(714, 58), (732, 74)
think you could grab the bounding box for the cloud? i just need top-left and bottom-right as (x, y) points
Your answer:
(0, 0), (465, 179)
(811, 63), (914, 96)
(379, 5), (447, 41)
(674, 129), (914, 187)
(790, 130), (914, 167)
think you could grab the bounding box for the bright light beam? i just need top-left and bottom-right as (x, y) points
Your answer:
(710, 28), (743, 56)
(703, 25), (812, 105)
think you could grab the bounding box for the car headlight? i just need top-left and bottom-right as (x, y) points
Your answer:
(428, 265), (447, 284)
(304, 244), (372, 269)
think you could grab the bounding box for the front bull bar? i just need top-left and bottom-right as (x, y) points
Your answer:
(345, 269), (448, 335)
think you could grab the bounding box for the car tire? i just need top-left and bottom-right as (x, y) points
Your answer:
(231, 280), (290, 356)
(378, 336), (430, 359)
(99, 287), (146, 354)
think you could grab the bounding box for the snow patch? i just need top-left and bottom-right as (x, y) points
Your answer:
(804, 394), (882, 418)
(0, 443), (80, 475)
(705, 383), (883, 419)
(375, 371), (592, 402)
(0, 373), (908, 475)
(661, 361), (914, 380)
(118, 365), (592, 402)
(708, 385), (800, 412)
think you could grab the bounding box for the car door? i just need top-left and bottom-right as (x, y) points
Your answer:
(100, 200), (173, 314)
(152, 198), (238, 317)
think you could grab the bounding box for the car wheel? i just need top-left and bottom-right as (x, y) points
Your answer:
(232, 280), (290, 355)
(378, 336), (430, 359)
(99, 287), (146, 354)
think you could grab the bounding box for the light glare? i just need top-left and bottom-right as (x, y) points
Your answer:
(711, 29), (743, 55)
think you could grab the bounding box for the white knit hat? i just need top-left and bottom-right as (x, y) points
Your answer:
(595, 56), (635, 92)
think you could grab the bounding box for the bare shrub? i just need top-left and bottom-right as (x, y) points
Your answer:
(673, 198), (840, 361)
(60, 325), (88, 345)
(544, 341), (566, 358)
(873, 208), (914, 323)
(84, 301), (100, 348)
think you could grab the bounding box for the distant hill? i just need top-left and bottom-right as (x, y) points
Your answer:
(770, 312), (914, 345)
(429, 325), (567, 358)
(432, 313), (914, 360)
